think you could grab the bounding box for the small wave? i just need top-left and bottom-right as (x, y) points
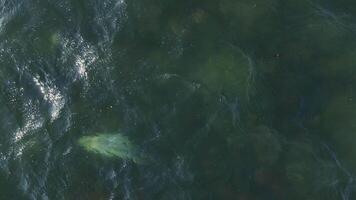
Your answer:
(92, 0), (127, 44)
(0, 0), (24, 34)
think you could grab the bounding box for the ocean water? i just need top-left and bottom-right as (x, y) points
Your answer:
(1, 0), (356, 199)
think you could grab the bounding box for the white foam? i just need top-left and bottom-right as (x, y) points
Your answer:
(0, 152), (7, 170)
(13, 100), (44, 143)
(62, 36), (98, 82)
(76, 57), (87, 79)
(14, 118), (43, 142)
(0, 1), (22, 34)
(74, 46), (97, 81)
(15, 143), (25, 157)
(117, 0), (125, 5)
(0, 16), (4, 32)
(13, 102), (42, 157)
(14, 139), (36, 158)
(33, 75), (65, 121)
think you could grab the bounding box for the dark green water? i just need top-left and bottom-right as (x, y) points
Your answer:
(1, 0), (356, 199)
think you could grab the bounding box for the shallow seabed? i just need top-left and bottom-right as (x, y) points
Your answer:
(1, 0), (356, 199)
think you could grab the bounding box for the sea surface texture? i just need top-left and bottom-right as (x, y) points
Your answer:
(1, 0), (356, 199)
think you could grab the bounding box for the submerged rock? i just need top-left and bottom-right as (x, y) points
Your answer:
(78, 133), (146, 164)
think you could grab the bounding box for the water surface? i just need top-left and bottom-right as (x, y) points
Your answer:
(1, 0), (356, 199)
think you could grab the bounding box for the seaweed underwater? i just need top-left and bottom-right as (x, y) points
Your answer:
(78, 133), (147, 164)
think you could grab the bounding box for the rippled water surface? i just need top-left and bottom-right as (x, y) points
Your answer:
(1, 0), (356, 199)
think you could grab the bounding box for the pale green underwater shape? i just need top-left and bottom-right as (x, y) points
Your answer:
(78, 133), (146, 163)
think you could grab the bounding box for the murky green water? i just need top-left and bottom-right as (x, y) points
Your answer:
(1, 0), (356, 199)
